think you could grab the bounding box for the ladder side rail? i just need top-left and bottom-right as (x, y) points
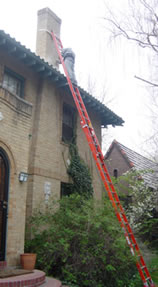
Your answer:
(76, 96), (154, 287)
(83, 119), (153, 281)
(74, 89), (154, 287)
(51, 31), (155, 287)
(74, 116), (151, 284)
(71, 75), (153, 287)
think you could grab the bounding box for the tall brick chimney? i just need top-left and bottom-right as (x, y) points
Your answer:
(36, 7), (61, 68)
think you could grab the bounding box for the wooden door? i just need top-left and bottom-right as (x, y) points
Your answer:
(0, 149), (9, 261)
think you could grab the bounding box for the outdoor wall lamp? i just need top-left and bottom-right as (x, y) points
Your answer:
(19, 172), (28, 182)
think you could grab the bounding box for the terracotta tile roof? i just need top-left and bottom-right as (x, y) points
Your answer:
(0, 30), (124, 127)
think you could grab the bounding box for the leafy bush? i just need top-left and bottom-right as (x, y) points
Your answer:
(114, 169), (158, 248)
(25, 194), (139, 287)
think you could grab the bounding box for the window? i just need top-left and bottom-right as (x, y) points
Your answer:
(62, 103), (76, 143)
(3, 68), (24, 98)
(113, 169), (118, 179)
(60, 182), (73, 198)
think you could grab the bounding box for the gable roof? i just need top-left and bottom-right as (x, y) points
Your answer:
(0, 30), (124, 128)
(105, 139), (158, 189)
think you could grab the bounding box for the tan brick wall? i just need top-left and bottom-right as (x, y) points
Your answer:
(0, 51), (33, 266)
(27, 83), (103, 214)
(0, 93), (32, 266)
(0, 48), (104, 266)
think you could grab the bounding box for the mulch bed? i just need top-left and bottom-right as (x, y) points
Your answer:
(0, 269), (33, 278)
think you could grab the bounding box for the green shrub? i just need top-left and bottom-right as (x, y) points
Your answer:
(25, 194), (139, 287)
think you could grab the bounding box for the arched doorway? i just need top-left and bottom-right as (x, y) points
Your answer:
(0, 148), (9, 261)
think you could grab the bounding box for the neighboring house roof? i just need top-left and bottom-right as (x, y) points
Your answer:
(0, 30), (124, 127)
(105, 139), (158, 189)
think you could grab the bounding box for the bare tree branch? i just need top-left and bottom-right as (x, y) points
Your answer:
(103, 0), (158, 157)
(103, 0), (158, 52)
(104, 17), (158, 50)
(134, 75), (158, 87)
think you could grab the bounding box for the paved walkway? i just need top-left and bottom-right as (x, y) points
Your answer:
(42, 277), (62, 287)
(42, 277), (68, 287)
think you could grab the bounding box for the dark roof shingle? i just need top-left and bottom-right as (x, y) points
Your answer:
(105, 140), (158, 189)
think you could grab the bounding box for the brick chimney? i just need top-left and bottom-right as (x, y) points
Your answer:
(36, 7), (61, 68)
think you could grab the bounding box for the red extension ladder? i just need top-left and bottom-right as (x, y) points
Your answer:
(50, 31), (155, 287)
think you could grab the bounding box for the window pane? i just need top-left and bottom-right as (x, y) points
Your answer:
(3, 74), (9, 88)
(63, 105), (74, 127)
(62, 124), (74, 142)
(62, 103), (76, 143)
(3, 70), (23, 98)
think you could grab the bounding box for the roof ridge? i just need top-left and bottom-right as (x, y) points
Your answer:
(116, 141), (157, 165)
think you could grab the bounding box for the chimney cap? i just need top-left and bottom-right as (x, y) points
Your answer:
(37, 7), (62, 25)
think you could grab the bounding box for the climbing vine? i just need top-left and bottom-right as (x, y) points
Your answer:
(67, 143), (93, 199)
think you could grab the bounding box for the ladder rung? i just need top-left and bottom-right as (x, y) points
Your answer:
(120, 211), (126, 215)
(132, 243), (137, 247)
(54, 34), (62, 43)
(81, 114), (88, 120)
(146, 277), (151, 280)
(141, 265), (146, 270)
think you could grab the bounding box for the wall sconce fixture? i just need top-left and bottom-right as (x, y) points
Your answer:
(19, 172), (28, 182)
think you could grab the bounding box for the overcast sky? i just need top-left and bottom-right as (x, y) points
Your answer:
(0, 0), (152, 155)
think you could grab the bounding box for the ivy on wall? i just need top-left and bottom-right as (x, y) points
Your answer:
(67, 143), (93, 199)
